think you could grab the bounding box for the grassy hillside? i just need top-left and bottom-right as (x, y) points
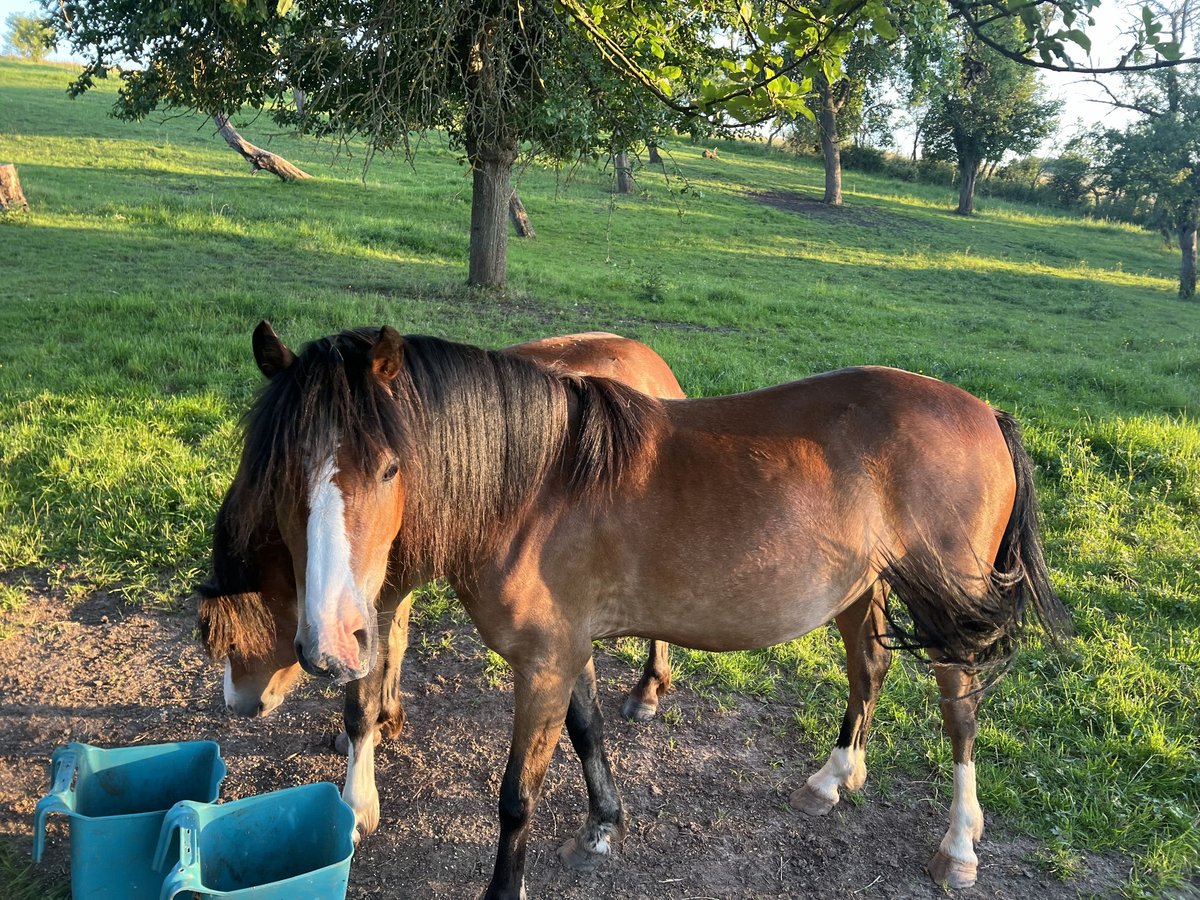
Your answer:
(1, 58), (1197, 894)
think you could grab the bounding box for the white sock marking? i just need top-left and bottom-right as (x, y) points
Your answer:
(805, 746), (866, 803)
(342, 738), (378, 831)
(938, 761), (983, 865)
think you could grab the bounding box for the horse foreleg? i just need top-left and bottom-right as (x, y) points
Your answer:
(483, 663), (580, 900)
(620, 639), (672, 721)
(378, 591), (413, 740)
(341, 660), (384, 841)
(791, 582), (892, 816)
(338, 590), (413, 841)
(335, 590), (413, 753)
(928, 662), (984, 890)
(559, 657), (626, 871)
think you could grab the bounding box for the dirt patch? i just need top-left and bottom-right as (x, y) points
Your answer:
(747, 189), (889, 228)
(0, 591), (1128, 899)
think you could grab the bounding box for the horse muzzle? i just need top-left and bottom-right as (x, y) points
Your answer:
(295, 633), (374, 684)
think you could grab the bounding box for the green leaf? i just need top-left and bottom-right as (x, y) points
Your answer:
(1155, 40), (1183, 61)
(1062, 29), (1091, 53)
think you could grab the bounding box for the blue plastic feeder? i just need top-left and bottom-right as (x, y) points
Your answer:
(33, 741), (226, 899)
(153, 782), (356, 900)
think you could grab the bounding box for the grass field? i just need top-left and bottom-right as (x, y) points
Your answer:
(1, 57), (1197, 895)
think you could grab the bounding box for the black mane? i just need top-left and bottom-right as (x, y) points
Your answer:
(229, 328), (664, 575)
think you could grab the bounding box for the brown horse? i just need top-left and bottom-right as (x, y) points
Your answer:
(197, 333), (684, 833)
(230, 323), (1069, 897)
(199, 332), (682, 720)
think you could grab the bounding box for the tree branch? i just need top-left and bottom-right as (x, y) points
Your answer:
(212, 114), (312, 182)
(1081, 77), (1164, 119)
(948, 0), (1200, 72)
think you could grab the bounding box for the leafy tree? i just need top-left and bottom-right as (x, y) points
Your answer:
(1095, 2), (1200, 298)
(45, 0), (1199, 286)
(921, 22), (1061, 214)
(5, 12), (53, 62)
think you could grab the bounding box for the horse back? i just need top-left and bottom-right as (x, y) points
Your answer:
(504, 333), (686, 400)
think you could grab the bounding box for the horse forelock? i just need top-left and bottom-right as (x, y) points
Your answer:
(231, 328), (664, 577)
(197, 591), (276, 660)
(230, 328), (417, 556)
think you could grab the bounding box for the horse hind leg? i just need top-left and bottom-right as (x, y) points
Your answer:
(927, 662), (985, 890)
(559, 657), (626, 871)
(620, 639), (672, 721)
(790, 582), (892, 816)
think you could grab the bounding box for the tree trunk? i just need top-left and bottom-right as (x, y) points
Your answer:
(1181, 219), (1198, 299)
(957, 157), (981, 215)
(468, 149), (514, 287)
(614, 151), (635, 193)
(647, 142), (663, 165)
(212, 114), (312, 182)
(0, 164), (29, 211)
(817, 80), (842, 206)
(508, 190), (536, 239)
(765, 119), (786, 150)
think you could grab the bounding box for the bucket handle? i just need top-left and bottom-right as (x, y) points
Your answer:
(154, 802), (204, 900)
(32, 746), (77, 863)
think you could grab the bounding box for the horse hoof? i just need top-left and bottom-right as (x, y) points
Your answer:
(557, 836), (609, 873)
(928, 850), (977, 890)
(620, 696), (658, 722)
(789, 784), (836, 816)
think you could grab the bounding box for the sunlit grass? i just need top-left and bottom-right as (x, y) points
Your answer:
(1, 57), (1198, 892)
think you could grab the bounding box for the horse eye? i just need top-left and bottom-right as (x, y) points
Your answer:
(382, 460), (400, 482)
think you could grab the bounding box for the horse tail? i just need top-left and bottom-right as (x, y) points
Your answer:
(881, 409), (1071, 679)
(992, 410), (1072, 644)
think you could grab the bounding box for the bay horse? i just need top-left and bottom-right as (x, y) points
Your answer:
(230, 322), (1069, 896)
(196, 333), (684, 832)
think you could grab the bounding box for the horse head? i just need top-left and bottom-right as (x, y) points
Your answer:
(241, 321), (410, 685)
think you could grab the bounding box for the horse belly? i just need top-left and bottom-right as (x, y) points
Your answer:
(586, 526), (878, 653)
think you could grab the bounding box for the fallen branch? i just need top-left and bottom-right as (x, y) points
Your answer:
(212, 114), (311, 182)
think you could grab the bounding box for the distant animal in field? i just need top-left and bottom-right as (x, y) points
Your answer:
(225, 320), (1069, 897)
(702, 148), (720, 159)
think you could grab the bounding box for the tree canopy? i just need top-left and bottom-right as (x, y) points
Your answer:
(5, 12), (54, 62)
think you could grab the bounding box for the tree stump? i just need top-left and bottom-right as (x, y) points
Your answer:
(508, 191), (537, 239)
(0, 164), (30, 212)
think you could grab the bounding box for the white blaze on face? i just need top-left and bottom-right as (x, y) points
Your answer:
(304, 454), (367, 670)
(222, 659), (236, 708)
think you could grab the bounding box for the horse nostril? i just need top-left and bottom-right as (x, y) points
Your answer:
(256, 701), (266, 716)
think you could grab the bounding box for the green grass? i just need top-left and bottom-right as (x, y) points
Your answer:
(0, 841), (68, 900)
(1, 57), (1197, 894)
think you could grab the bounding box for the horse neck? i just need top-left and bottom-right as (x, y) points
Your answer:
(399, 342), (572, 576)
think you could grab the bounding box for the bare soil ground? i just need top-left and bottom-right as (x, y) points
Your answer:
(0, 587), (1130, 899)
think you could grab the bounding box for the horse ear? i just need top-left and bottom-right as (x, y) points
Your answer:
(252, 320), (295, 380)
(370, 326), (405, 383)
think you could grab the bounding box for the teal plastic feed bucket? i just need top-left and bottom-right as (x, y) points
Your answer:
(153, 782), (356, 900)
(33, 741), (226, 899)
